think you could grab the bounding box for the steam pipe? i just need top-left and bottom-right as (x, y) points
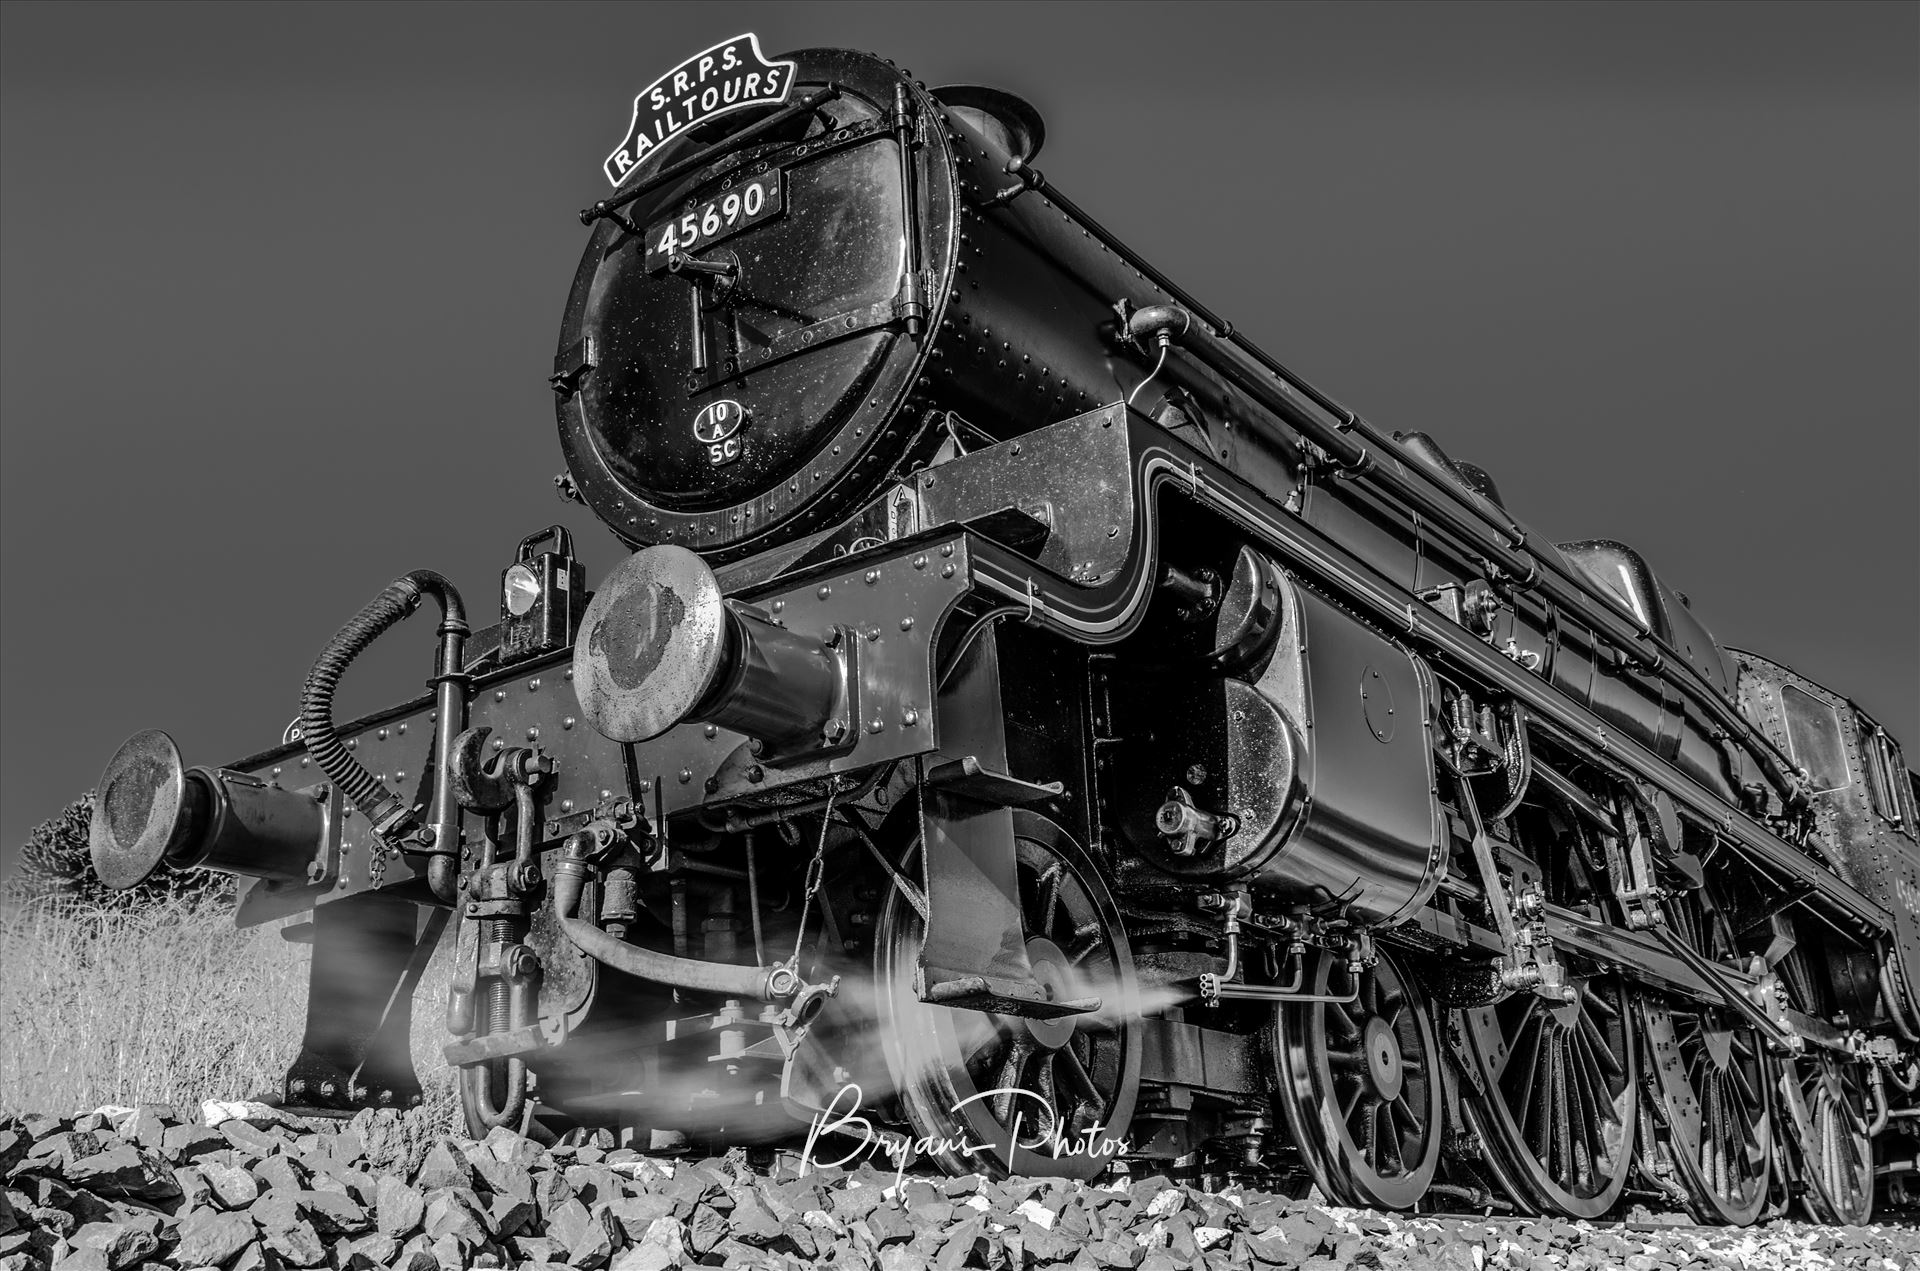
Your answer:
(551, 836), (797, 1002)
(1869, 1063), (1891, 1137)
(1207, 957), (1357, 1005)
(425, 594), (469, 905)
(1882, 962), (1920, 1042)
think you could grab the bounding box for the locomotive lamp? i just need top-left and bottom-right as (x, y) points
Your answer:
(498, 525), (585, 663)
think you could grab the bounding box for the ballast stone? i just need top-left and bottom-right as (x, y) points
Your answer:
(5, 1104), (1920, 1270)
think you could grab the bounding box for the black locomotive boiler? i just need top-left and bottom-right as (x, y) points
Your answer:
(88, 37), (1920, 1225)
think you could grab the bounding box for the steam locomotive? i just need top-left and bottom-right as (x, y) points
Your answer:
(88, 37), (1920, 1225)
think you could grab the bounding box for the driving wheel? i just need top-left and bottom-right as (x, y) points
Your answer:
(1771, 940), (1875, 1225)
(1790, 1051), (1875, 1225)
(1458, 812), (1638, 1217)
(1461, 973), (1638, 1217)
(874, 810), (1141, 1178)
(1641, 998), (1773, 1225)
(1640, 883), (1774, 1225)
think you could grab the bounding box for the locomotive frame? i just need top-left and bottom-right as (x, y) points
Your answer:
(86, 40), (1920, 1226)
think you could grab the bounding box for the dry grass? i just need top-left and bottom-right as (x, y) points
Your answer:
(0, 894), (458, 1126)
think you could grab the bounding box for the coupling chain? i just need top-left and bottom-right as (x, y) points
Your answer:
(787, 781), (839, 969)
(368, 837), (393, 888)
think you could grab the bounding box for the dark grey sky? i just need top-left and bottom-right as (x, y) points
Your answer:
(3, 1), (1914, 866)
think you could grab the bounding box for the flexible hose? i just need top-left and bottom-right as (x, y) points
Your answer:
(552, 848), (790, 1001)
(1882, 962), (1920, 1044)
(300, 570), (466, 834)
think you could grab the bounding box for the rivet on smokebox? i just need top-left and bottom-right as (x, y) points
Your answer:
(868, 718), (886, 734)
(679, 769), (693, 784)
(940, 543), (955, 557)
(747, 765), (765, 783)
(527, 727), (541, 742)
(941, 564), (956, 578)
(529, 678), (541, 692)
(900, 617), (915, 631)
(903, 709), (920, 726)
(563, 716), (576, 730)
(704, 724), (719, 739)
(817, 585), (832, 600)
(494, 690), (506, 703)
(912, 554), (927, 569)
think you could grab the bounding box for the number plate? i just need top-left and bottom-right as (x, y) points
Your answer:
(645, 170), (785, 271)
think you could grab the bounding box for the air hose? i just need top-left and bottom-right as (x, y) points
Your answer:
(300, 570), (467, 841)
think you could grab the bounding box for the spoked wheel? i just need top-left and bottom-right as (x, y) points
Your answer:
(1458, 810), (1638, 1217)
(1641, 999), (1773, 1225)
(1641, 884), (1774, 1225)
(1460, 973), (1638, 1217)
(1774, 939), (1874, 1224)
(874, 810), (1141, 1179)
(1273, 946), (1443, 1209)
(1789, 1051), (1875, 1225)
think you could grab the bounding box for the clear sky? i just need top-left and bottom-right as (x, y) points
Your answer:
(2, 1), (1914, 866)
